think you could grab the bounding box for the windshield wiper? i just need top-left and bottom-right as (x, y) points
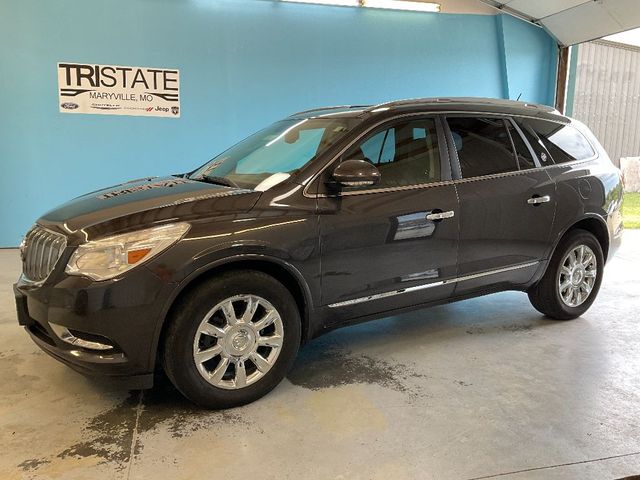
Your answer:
(194, 175), (239, 188)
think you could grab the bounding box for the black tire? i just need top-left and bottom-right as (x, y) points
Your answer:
(528, 229), (604, 320)
(162, 270), (301, 409)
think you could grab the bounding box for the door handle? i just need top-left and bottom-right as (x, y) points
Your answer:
(527, 195), (551, 205)
(426, 210), (455, 221)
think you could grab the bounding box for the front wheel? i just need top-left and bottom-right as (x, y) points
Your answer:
(528, 229), (604, 320)
(162, 270), (301, 409)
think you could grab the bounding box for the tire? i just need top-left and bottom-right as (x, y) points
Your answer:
(162, 270), (301, 409)
(528, 229), (604, 320)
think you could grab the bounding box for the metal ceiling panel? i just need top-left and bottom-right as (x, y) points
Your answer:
(606, 0), (640, 29)
(540, 1), (624, 45)
(479, 0), (640, 45)
(505, 0), (586, 21)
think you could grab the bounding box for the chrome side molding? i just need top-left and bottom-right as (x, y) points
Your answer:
(327, 261), (539, 308)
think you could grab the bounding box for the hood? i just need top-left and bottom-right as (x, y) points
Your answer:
(38, 176), (260, 241)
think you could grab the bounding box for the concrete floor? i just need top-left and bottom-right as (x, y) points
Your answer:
(1, 233), (639, 480)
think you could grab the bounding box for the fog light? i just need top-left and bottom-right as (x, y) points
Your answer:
(49, 323), (114, 351)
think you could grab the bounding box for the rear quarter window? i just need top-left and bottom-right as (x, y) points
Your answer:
(521, 119), (595, 163)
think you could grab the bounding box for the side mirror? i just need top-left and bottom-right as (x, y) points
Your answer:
(331, 159), (381, 188)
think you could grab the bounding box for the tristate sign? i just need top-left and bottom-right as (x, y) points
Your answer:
(57, 62), (180, 118)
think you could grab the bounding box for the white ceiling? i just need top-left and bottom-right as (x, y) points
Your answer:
(479, 0), (640, 46)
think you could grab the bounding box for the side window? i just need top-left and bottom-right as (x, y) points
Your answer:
(342, 118), (441, 188)
(504, 120), (536, 170)
(514, 119), (553, 165)
(446, 117), (518, 178)
(522, 119), (595, 163)
(359, 130), (385, 164)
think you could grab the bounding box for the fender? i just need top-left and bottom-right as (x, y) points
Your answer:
(544, 212), (609, 267)
(146, 248), (316, 370)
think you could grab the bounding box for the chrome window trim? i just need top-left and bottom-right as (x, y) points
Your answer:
(303, 110), (598, 199)
(327, 261), (540, 308)
(508, 117), (542, 168)
(337, 180), (455, 196)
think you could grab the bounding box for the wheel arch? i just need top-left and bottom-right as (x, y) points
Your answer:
(151, 254), (313, 371)
(552, 215), (610, 263)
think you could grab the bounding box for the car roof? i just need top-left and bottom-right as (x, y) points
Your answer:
(289, 97), (569, 123)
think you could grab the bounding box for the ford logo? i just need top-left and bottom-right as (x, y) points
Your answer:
(61, 102), (79, 110)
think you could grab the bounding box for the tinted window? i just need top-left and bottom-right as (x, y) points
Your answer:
(515, 119), (553, 165)
(360, 129), (395, 165)
(447, 117), (518, 178)
(505, 120), (536, 170)
(522, 119), (595, 163)
(343, 118), (441, 187)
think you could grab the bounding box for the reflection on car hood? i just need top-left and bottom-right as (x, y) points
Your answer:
(38, 176), (257, 236)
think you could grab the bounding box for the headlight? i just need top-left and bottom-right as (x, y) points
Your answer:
(65, 222), (190, 281)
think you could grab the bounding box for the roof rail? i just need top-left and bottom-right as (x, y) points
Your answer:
(366, 97), (427, 111)
(290, 105), (369, 116)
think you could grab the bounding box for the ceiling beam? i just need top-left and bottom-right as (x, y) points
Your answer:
(474, 0), (541, 25)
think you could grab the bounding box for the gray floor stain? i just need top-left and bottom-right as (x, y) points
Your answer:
(19, 375), (254, 472)
(466, 326), (485, 334)
(455, 380), (473, 387)
(502, 323), (534, 332)
(288, 343), (428, 396)
(466, 321), (541, 334)
(56, 391), (140, 469)
(17, 458), (50, 472)
(21, 343), (431, 474)
(138, 376), (252, 439)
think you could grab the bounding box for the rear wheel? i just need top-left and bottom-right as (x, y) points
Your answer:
(528, 229), (604, 320)
(162, 270), (301, 408)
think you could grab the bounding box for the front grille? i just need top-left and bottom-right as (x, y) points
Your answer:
(21, 225), (67, 282)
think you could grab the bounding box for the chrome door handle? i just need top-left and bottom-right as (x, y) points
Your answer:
(527, 195), (551, 205)
(426, 210), (455, 221)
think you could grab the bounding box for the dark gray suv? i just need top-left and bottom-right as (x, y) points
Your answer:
(14, 98), (624, 408)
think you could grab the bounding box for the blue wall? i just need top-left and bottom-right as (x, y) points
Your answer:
(0, 0), (557, 246)
(497, 14), (558, 104)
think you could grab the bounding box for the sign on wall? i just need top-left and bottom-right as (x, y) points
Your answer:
(57, 62), (180, 118)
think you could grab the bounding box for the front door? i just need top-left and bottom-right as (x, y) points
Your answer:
(316, 116), (459, 321)
(444, 115), (557, 294)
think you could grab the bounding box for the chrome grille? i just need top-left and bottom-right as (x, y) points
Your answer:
(21, 225), (67, 282)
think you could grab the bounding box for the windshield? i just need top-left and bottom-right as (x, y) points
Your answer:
(189, 117), (359, 190)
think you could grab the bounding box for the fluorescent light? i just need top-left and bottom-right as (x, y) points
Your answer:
(281, 0), (359, 6)
(281, 0), (441, 11)
(362, 0), (440, 12)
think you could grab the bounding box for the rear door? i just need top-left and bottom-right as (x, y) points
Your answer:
(445, 115), (556, 294)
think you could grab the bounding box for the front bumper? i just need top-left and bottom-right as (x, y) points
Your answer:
(14, 266), (172, 389)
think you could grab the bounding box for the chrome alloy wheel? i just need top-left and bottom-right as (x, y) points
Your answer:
(558, 244), (597, 308)
(192, 295), (284, 390)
